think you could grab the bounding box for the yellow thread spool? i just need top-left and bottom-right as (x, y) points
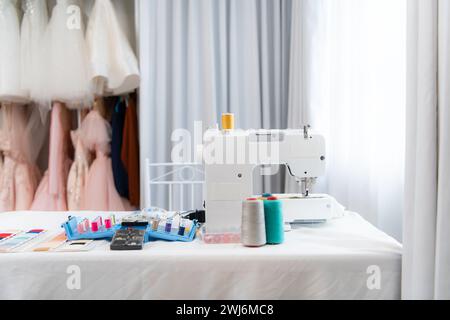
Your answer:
(222, 113), (235, 131)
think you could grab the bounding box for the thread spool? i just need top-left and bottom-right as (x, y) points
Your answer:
(84, 219), (90, 231)
(241, 199), (266, 247)
(77, 223), (86, 234)
(221, 113), (235, 131)
(91, 221), (99, 233)
(264, 197), (284, 245)
(104, 219), (112, 229)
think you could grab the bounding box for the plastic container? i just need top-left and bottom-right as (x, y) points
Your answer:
(62, 216), (200, 243)
(202, 232), (241, 244)
(62, 216), (119, 241)
(145, 219), (199, 242)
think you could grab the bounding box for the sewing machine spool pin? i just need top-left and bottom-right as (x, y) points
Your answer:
(303, 125), (311, 139)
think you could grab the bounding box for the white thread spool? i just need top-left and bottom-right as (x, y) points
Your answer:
(241, 199), (266, 247)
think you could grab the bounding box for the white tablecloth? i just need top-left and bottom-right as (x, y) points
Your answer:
(0, 211), (402, 300)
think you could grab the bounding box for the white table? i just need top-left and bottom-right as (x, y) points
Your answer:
(0, 211), (402, 300)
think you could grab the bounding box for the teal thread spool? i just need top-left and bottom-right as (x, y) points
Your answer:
(264, 197), (284, 245)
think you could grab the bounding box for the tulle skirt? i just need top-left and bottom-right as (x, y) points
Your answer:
(0, 103), (45, 211)
(0, 156), (40, 212)
(0, 0), (27, 103)
(86, 0), (140, 96)
(33, 0), (93, 109)
(20, 0), (49, 98)
(81, 154), (131, 211)
(31, 159), (72, 212)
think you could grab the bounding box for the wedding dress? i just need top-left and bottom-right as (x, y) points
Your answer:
(0, 104), (41, 211)
(79, 109), (131, 211)
(21, 0), (49, 98)
(35, 0), (93, 109)
(86, 0), (140, 96)
(31, 103), (72, 211)
(0, 0), (27, 103)
(67, 130), (91, 211)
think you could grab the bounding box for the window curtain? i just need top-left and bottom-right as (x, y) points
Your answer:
(139, 0), (406, 241)
(138, 0), (292, 209)
(289, 0), (406, 240)
(403, 0), (450, 300)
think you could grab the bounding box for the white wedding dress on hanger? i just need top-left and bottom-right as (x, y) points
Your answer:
(21, 0), (49, 99)
(36, 0), (93, 109)
(0, 0), (28, 104)
(86, 0), (140, 96)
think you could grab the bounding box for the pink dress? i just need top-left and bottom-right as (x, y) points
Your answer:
(67, 130), (91, 211)
(31, 102), (72, 211)
(79, 110), (130, 211)
(0, 104), (41, 211)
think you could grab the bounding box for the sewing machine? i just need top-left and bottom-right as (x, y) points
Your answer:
(204, 125), (340, 233)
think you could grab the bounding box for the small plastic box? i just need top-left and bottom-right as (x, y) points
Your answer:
(62, 216), (119, 241)
(62, 216), (200, 243)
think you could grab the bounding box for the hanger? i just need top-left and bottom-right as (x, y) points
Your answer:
(93, 97), (106, 118)
(120, 94), (130, 108)
(77, 110), (82, 128)
(114, 95), (130, 112)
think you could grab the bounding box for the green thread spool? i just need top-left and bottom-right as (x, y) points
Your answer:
(264, 197), (284, 245)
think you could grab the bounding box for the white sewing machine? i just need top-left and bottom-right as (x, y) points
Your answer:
(204, 125), (342, 233)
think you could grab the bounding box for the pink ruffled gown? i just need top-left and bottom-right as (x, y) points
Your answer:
(0, 104), (41, 211)
(31, 102), (72, 211)
(79, 110), (131, 211)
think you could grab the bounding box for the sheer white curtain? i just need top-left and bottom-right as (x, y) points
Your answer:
(139, 0), (407, 235)
(403, 0), (450, 300)
(289, 0), (406, 240)
(138, 0), (292, 209)
(139, 0), (218, 209)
